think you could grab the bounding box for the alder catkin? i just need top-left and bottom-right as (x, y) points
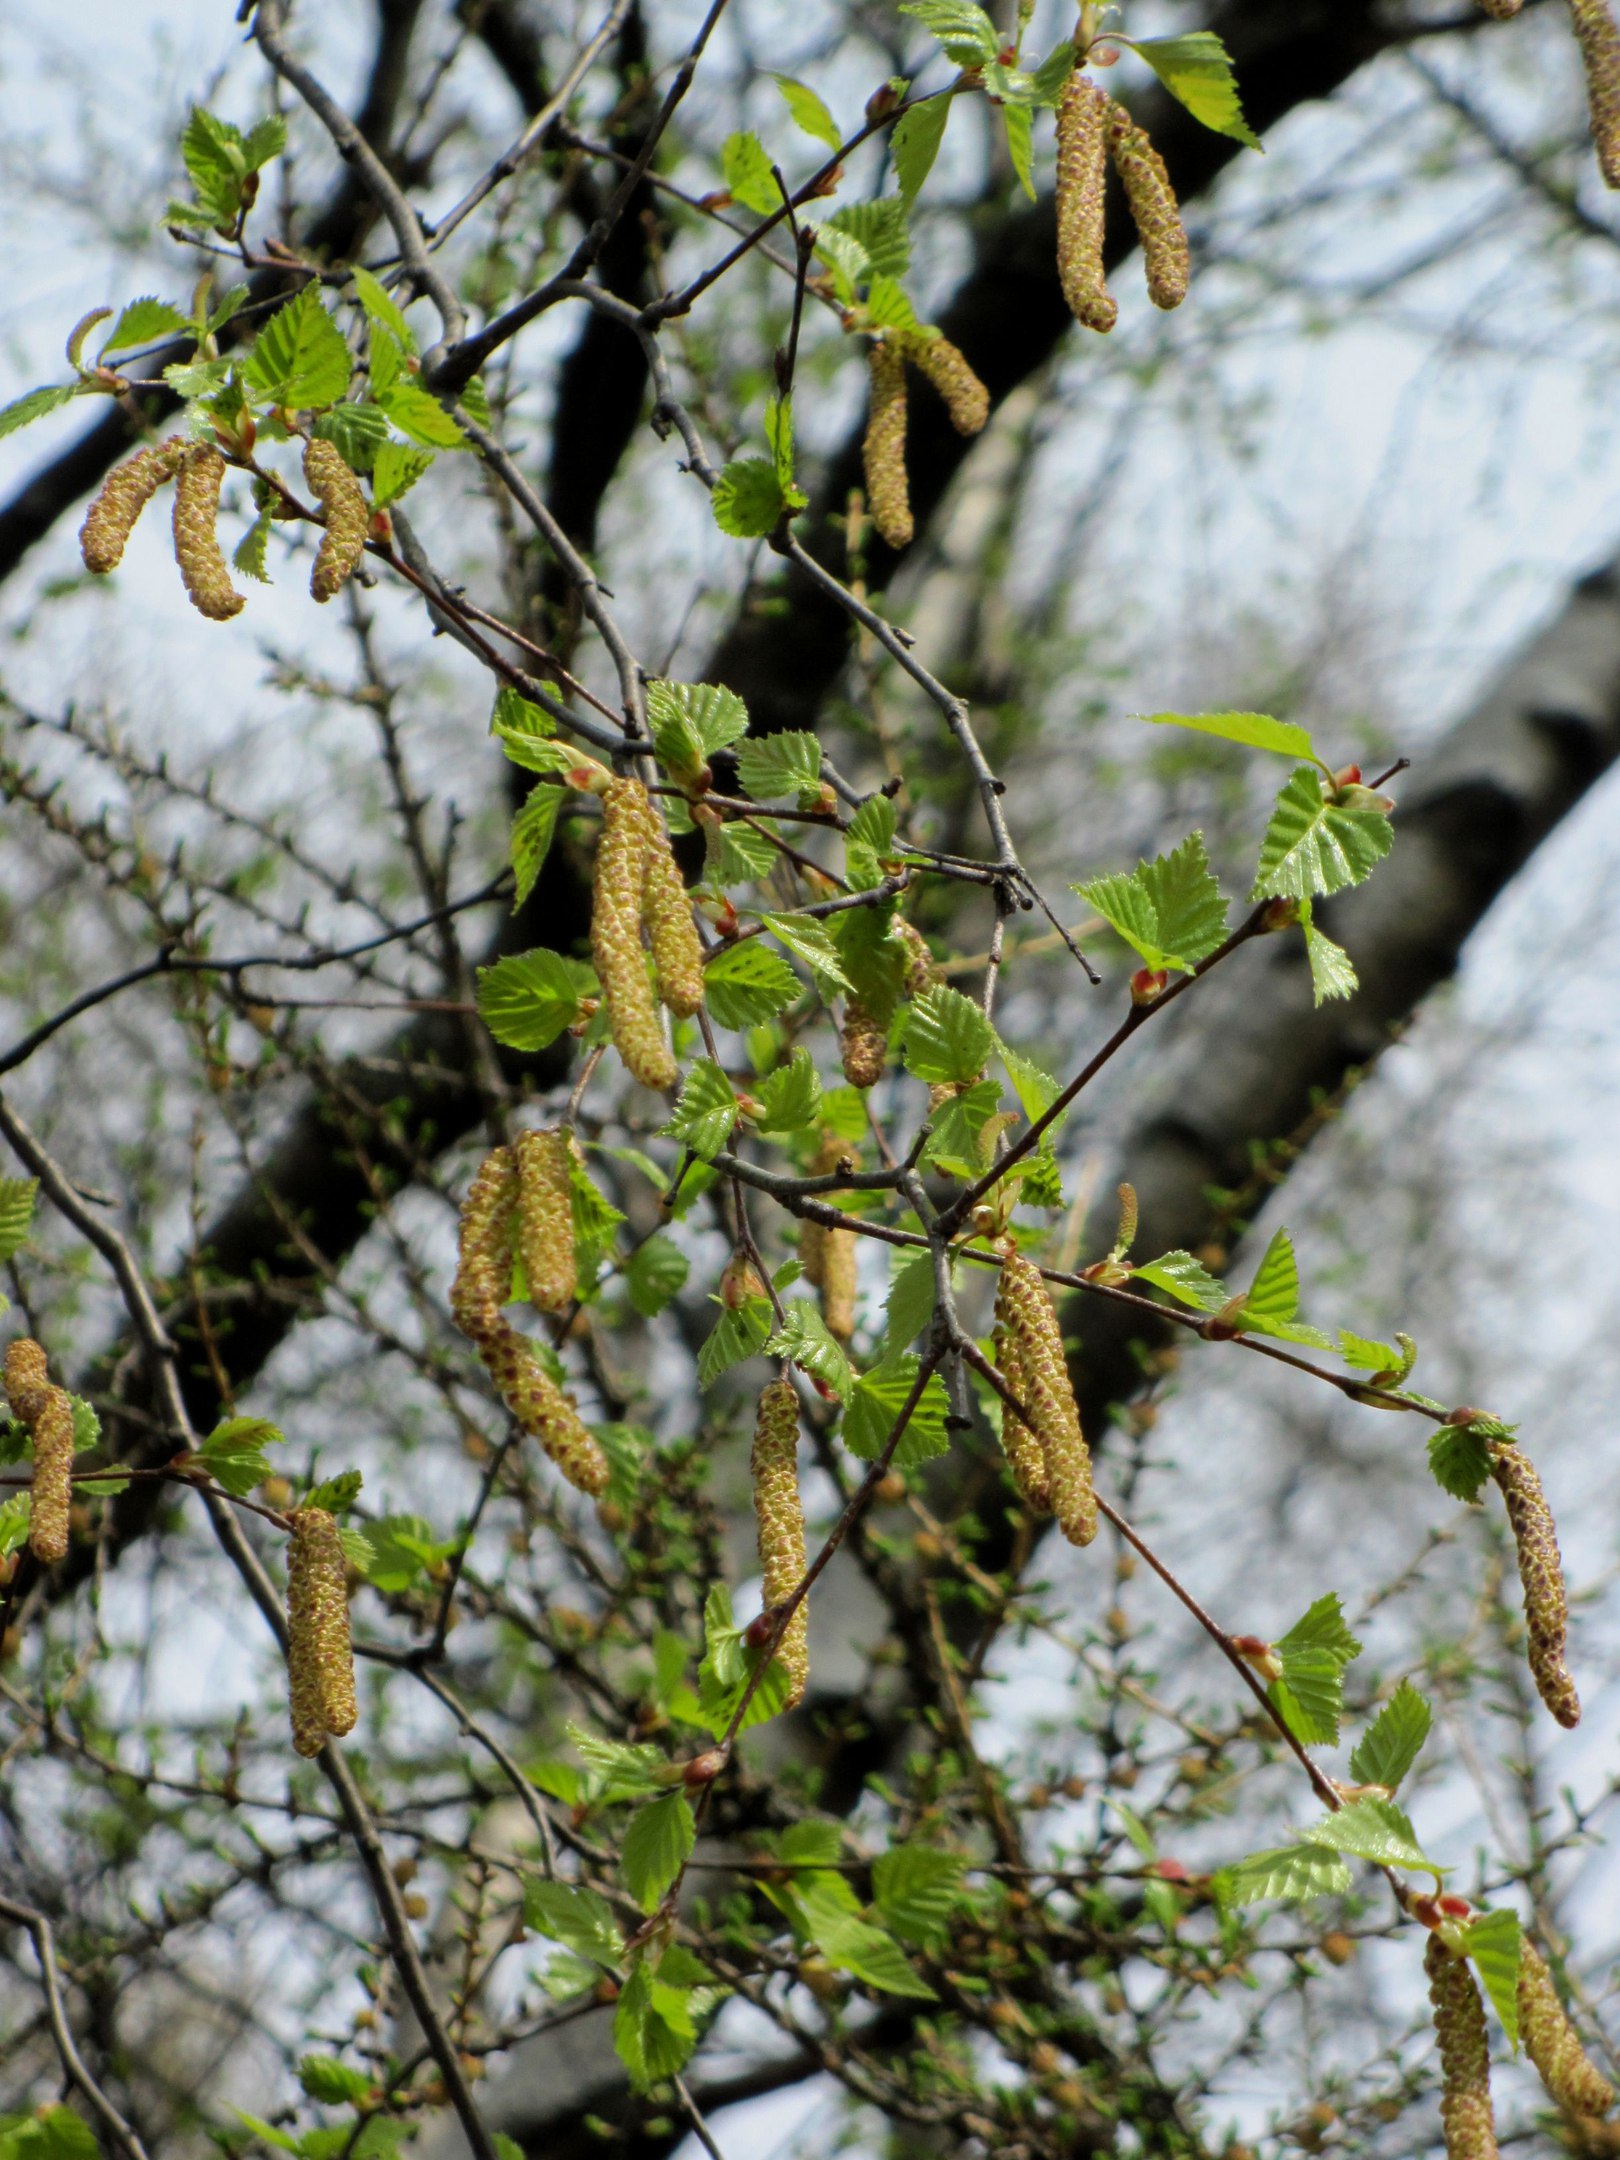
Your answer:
(863, 341), (913, 550)
(1517, 1938), (1616, 2118)
(751, 1379), (809, 1709)
(1571, 0), (1620, 188)
(4, 1338), (74, 1566)
(1055, 77), (1118, 333)
(637, 791), (706, 1018)
(1490, 1445), (1581, 1728)
(172, 444), (245, 621)
(79, 438), (183, 574)
(840, 999), (888, 1088)
(1107, 101), (1190, 311)
(590, 777), (676, 1091)
(801, 1138), (857, 1343)
(303, 436), (370, 603)
(514, 1127), (577, 1316)
(1425, 1935), (1499, 2160)
(995, 1245), (1096, 1546)
(285, 1506), (357, 1758)
(904, 333), (989, 438)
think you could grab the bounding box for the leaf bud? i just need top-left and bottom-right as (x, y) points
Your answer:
(682, 1749), (726, 1789)
(1130, 966), (1169, 1005)
(719, 1251), (767, 1308)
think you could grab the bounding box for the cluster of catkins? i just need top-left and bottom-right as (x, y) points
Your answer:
(284, 1505), (359, 1758)
(1478, 0), (1620, 188)
(587, 774), (705, 1091)
(450, 1132), (609, 1497)
(3, 1338), (74, 1565)
(840, 919), (936, 1089)
(861, 331), (990, 550)
(1055, 73), (1189, 335)
(992, 1246), (1098, 1547)
(1426, 1927), (1614, 2159)
(79, 434), (369, 617)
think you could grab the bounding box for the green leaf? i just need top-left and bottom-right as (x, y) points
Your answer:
(233, 510), (274, 583)
(735, 730), (822, 805)
(1348, 1680), (1432, 1793)
(1278, 1591), (1361, 1667)
(713, 457), (789, 538)
(1252, 767), (1393, 903)
(884, 1250), (938, 1355)
(378, 381), (469, 449)
(843, 1355), (951, 1468)
(772, 73), (843, 149)
(752, 1048), (822, 1134)
(0, 385), (76, 441)
(648, 678), (748, 761)
(1129, 1249), (1228, 1313)
(510, 786), (563, 911)
(1300, 899), (1358, 1004)
(243, 285), (354, 411)
(872, 1846), (967, 1948)
(23, 2110), (100, 2160)
(0, 1179), (37, 1264)
(764, 913), (852, 995)
(825, 200), (911, 279)
(901, 0), (998, 66)
(229, 2113), (303, 2155)
(568, 1723), (668, 1803)
(305, 1468), (362, 1515)
(622, 1791), (695, 1912)
(705, 818), (779, 888)
(767, 1301), (853, 1399)
(810, 1907), (936, 1997)
(1029, 42), (1079, 107)
(892, 96), (951, 202)
(241, 113), (289, 172)
(102, 297), (189, 354)
(1002, 102), (1035, 199)
(1236, 1227), (1333, 1348)
(1131, 32), (1261, 152)
(762, 393), (803, 502)
(1428, 1422), (1495, 1504)
(613, 1958), (698, 2089)
(524, 1877), (623, 1967)
(663, 1060), (739, 1162)
(814, 225), (870, 306)
(182, 107), (249, 225)
(1300, 1796), (1441, 1876)
(830, 895), (906, 1014)
(299, 2057), (373, 2106)
(363, 1514), (451, 1593)
(371, 439), (435, 506)
(0, 1495), (33, 1559)
(491, 686), (565, 769)
(197, 1413), (284, 1497)
(1140, 709), (1312, 758)
(1269, 1593), (1361, 1746)
(902, 984), (995, 1087)
(1460, 1909), (1522, 2049)
(696, 1582), (791, 1735)
(696, 1296), (773, 1387)
(162, 356), (231, 399)
(703, 943), (801, 1030)
(920, 1077), (1004, 1179)
(350, 264), (415, 353)
(626, 1234), (689, 1318)
(1338, 1328), (1406, 1376)
(721, 130), (782, 216)
(1075, 831), (1229, 975)
(1216, 1844), (1353, 1909)
(477, 949), (595, 1051)
(863, 273), (920, 333)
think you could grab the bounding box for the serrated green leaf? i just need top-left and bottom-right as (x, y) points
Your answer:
(810, 1906), (937, 1997)
(1428, 1422), (1495, 1503)
(1242, 1227), (1301, 1326)
(902, 984), (995, 1087)
(696, 1581), (791, 1735)
(920, 1077), (1004, 1178)
(814, 225), (869, 306)
(901, 0), (998, 66)
(0, 1180), (37, 1264)
(767, 1300), (853, 1398)
(1216, 1844), (1353, 1909)
(1075, 832), (1228, 975)
(477, 949), (595, 1051)
(843, 1355), (950, 1468)
(1460, 1909), (1521, 2049)
(703, 943), (800, 1030)
(510, 786), (563, 911)
(305, 1468), (362, 1514)
(243, 284), (353, 411)
(622, 1791), (695, 1912)
(613, 1958), (698, 2090)
(364, 1514), (451, 1593)
(0, 385), (76, 441)
(1130, 1249), (1229, 1313)
(772, 74), (843, 150)
(1278, 1591), (1361, 1667)
(764, 913), (853, 995)
(1252, 767), (1393, 903)
(1002, 102), (1035, 199)
(524, 1877), (624, 1966)
(696, 1296), (773, 1387)
(721, 130), (782, 216)
(0, 1494), (33, 1558)
(735, 731), (822, 805)
(378, 381), (468, 449)
(568, 1722), (668, 1802)
(885, 1250), (939, 1355)
(1300, 898), (1358, 1004)
(872, 1846), (967, 1948)
(1029, 42), (1079, 107)
(863, 273), (920, 333)
(1270, 1593), (1360, 1745)
(663, 1060), (738, 1162)
(752, 1047), (822, 1132)
(826, 200), (911, 279)
(1131, 32), (1261, 152)
(372, 438), (435, 506)
(625, 1234), (688, 1318)
(1141, 709), (1311, 758)
(763, 392), (801, 500)
(892, 96), (951, 202)
(1348, 1680), (1432, 1793)
(1300, 1796), (1440, 1875)
(350, 264), (415, 353)
(648, 678), (748, 758)
(241, 113), (288, 173)
(1338, 1328), (1403, 1374)
(299, 2056), (373, 2106)
(102, 297), (190, 354)
(712, 457), (788, 538)
(198, 1413), (284, 1497)
(705, 817), (779, 888)
(233, 510), (274, 583)
(491, 686), (569, 772)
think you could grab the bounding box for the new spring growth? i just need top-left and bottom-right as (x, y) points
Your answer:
(172, 444), (245, 620)
(450, 1147), (608, 1496)
(514, 1126), (577, 1316)
(285, 1505), (359, 1758)
(1489, 1444), (1580, 1728)
(1517, 1938), (1616, 2118)
(1571, 0), (1620, 188)
(3, 1337), (73, 1565)
(303, 436), (369, 603)
(590, 775), (677, 1091)
(750, 1379), (809, 1709)
(840, 997), (888, 1089)
(801, 1136), (857, 1343)
(1424, 1934), (1498, 2160)
(79, 437), (185, 574)
(635, 787), (705, 1019)
(1055, 76), (1117, 332)
(1107, 102), (1190, 311)
(863, 340), (913, 550)
(993, 1245), (1097, 1545)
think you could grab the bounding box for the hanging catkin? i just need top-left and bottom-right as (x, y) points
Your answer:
(990, 1300), (1053, 1516)
(172, 444), (245, 620)
(904, 333), (989, 438)
(1055, 77), (1117, 333)
(839, 998), (888, 1088)
(1475, 0), (1523, 14)
(1571, 0), (1620, 187)
(801, 1138), (857, 1343)
(303, 436), (370, 602)
(1425, 1935), (1499, 2160)
(1106, 101), (1190, 311)
(896, 920), (938, 999)
(451, 1148), (608, 1497)
(1489, 1445), (1580, 1728)
(1517, 1937), (1616, 2118)
(994, 1245), (1096, 1546)
(636, 789), (706, 1018)
(285, 1505), (358, 1758)
(79, 438), (184, 574)
(590, 776), (676, 1091)
(514, 1127), (577, 1316)
(3, 1338), (73, 1565)
(751, 1379), (809, 1708)
(863, 341), (913, 549)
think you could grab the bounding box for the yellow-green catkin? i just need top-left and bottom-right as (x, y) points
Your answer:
(1571, 0), (1620, 187)
(751, 1379), (809, 1709)
(172, 444), (245, 621)
(1107, 101), (1189, 311)
(637, 790), (706, 1018)
(991, 1300), (1052, 1516)
(896, 920), (938, 1000)
(995, 1246), (1097, 1546)
(1476, 0), (1523, 14)
(4, 1338), (73, 1566)
(514, 1127), (577, 1317)
(840, 999), (888, 1088)
(1490, 1445), (1580, 1728)
(1425, 1935), (1499, 2160)
(904, 333), (989, 438)
(801, 1138), (857, 1343)
(285, 1505), (358, 1758)
(591, 776), (675, 1091)
(303, 436), (370, 603)
(80, 438), (183, 574)
(1517, 1938), (1616, 2118)
(1055, 76), (1118, 333)
(863, 341), (913, 550)
(477, 1318), (608, 1496)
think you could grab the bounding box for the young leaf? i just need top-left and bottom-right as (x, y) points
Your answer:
(1427, 1421), (1495, 1503)
(900, 0), (998, 66)
(1299, 1796), (1440, 1875)
(377, 381), (469, 449)
(1270, 1592), (1361, 1746)
(764, 913), (853, 995)
(1338, 1328), (1405, 1375)
(1140, 709), (1311, 759)
(1252, 767), (1393, 903)
(721, 131), (782, 216)
(0, 1179), (38, 1264)
(734, 731), (822, 805)
(1459, 1909), (1521, 2050)
(1348, 1680), (1432, 1793)
(1130, 1249), (1228, 1313)
(568, 1723), (668, 1803)
(350, 263), (415, 353)
(696, 1581), (791, 1735)
(1131, 33), (1262, 152)
(702, 944), (799, 1031)
(1300, 899), (1358, 1004)
(843, 1355), (951, 1467)
(696, 1296), (773, 1386)
(872, 1846), (967, 1948)
(1216, 1844), (1353, 1908)
(812, 1908), (937, 1997)
(372, 441), (436, 506)
(622, 1791), (695, 1912)
(0, 1494), (32, 1558)
(242, 284), (353, 411)
(625, 1233), (689, 1318)
(613, 1958), (699, 2089)
(752, 1047), (823, 1133)
(648, 679), (749, 757)
(713, 458), (789, 538)
(902, 984), (995, 1087)
(101, 297), (190, 354)
(299, 2057), (373, 2107)
(477, 950), (595, 1051)
(1002, 102), (1035, 200)
(1236, 1227), (1333, 1348)
(766, 1301), (854, 1399)
(1075, 832), (1228, 974)
(510, 787), (563, 911)
(892, 97), (951, 202)
(884, 1250), (939, 1355)
(773, 75), (842, 150)
(663, 1060), (739, 1162)
(863, 273), (920, 333)
(0, 384), (76, 441)
(825, 200), (911, 279)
